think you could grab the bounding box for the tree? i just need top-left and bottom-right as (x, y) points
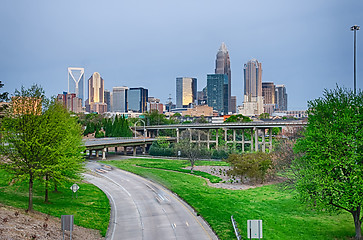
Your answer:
(294, 87), (363, 239)
(175, 129), (208, 173)
(0, 85), (85, 210)
(38, 100), (85, 202)
(0, 85), (45, 211)
(224, 114), (251, 123)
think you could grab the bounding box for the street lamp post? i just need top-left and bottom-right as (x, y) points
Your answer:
(351, 25), (360, 94)
(134, 119), (146, 141)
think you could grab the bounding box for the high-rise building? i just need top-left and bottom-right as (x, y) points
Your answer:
(238, 59), (263, 116)
(86, 72), (107, 114)
(68, 67), (85, 106)
(230, 96), (237, 114)
(104, 90), (111, 112)
(148, 97), (164, 114)
(112, 86), (128, 112)
(262, 82), (276, 115)
(128, 87), (148, 113)
(207, 74), (228, 114)
(215, 43), (232, 113)
(275, 84), (288, 111)
(176, 77), (197, 108)
(57, 92), (83, 113)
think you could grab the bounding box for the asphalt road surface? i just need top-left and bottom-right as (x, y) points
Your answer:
(85, 161), (218, 240)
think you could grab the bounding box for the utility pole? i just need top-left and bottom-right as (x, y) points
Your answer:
(351, 25), (360, 94)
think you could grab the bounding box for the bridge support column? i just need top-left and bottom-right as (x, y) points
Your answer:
(102, 148), (107, 160)
(224, 128), (228, 147)
(233, 129), (236, 150)
(216, 129), (219, 150)
(262, 129), (266, 153)
(198, 131), (201, 148)
(250, 128), (254, 152)
(189, 128), (192, 143)
(133, 146), (137, 156)
(255, 128), (259, 152)
(269, 128), (273, 152)
(143, 144), (146, 155)
(207, 130), (210, 149)
(242, 129), (245, 152)
(176, 128), (179, 143)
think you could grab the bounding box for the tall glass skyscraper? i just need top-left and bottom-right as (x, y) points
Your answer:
(112, 86), (128, 112)
(68, 67), (84, 106)
(207, 74), (228, 114)
(128, 87), (148, 113)
(239, 59), (263, 116)
(275, 85), (288, 111)
(215, 43), (231, 113)
(176, 77), (197, 108)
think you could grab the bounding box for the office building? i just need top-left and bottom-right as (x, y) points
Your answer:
(275, 84), (288, 111)
(128, 87), (148, 113)
(215, 43), (232, 113)
(68, 67), (84, 106)
(239, 59), (263, 116)
(86, 72), (107, 114)
(112, 87), (128, 112)
(104, 90), (111, 112)
(176, 77), (197, 108)
(57, 92), (83, 113)
(207, 74), (228, 114)
(230, 96), (236, 114)
(148, 97), (164, 114)
(262, 82), (276, 115)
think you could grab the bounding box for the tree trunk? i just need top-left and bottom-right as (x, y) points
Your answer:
(352, 207), (362, 240)
(190, 162), (194, 173)
(44, 174), (49, 203)
(28, 175), (33, 212)
(54, 183), (58, 192)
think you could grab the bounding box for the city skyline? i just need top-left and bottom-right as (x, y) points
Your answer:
(1, 1), (362, 110)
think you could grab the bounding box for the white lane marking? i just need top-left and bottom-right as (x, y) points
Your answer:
(186, 221), (189, 227)
(172, 223), (176, 229)
(100, 172), (132, 197)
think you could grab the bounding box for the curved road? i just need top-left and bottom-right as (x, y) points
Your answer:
(85, 161), (218, 240)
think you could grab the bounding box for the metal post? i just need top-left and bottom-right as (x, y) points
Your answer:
(262, 129), (265, 153)
(269, 128), (273, 152)
(242, 129), (245, 152)
(351, 25), (360, 94)
(255, 127), (258, 152)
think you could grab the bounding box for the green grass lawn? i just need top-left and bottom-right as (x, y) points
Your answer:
(0, 169), (110, 236)
(130, 157), (228, 183)
(104, 158), (355, 240)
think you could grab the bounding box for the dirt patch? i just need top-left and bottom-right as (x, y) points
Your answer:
(0, 204), (104, 240)
(186, 166), (282, 190)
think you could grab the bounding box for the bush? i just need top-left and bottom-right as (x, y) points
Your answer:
(211, 149), (229, 159)
(226, 152), (272, 183)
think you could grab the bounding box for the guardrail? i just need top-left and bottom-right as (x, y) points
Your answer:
(231, 215), (242, 240)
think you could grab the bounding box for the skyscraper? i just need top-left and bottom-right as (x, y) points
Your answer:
(104, 90), (111, 112)
(262, 82), (276, 115)
(176, 77), (197, 108)
(112, 86), (128, 112)
(215, 43), (231, 113)
(239, 59), (263, 116)
(128, 87), (148, 113)
(207, 74), (228, 114)
(86, 72), (107, 114)
(275, 85), (288, 111)
(68, 67), (84, 106)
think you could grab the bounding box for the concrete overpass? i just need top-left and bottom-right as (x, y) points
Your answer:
(83, 137), (176, 159)
(133, 119), (306, 153)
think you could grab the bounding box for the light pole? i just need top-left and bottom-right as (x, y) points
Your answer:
(351, 25), (360, 94)
(134, 119), (146, 141)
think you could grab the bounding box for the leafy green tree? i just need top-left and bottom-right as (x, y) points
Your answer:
(0, 85), (85, 210)
(38, 100), (85, 202)
(294, 87), (363, 239)
(258, 112), (270, 119)
(224, 114), (251, 123)
(144, 110), (167, 125)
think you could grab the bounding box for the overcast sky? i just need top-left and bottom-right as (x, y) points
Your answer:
(1, 0), (362, 110)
